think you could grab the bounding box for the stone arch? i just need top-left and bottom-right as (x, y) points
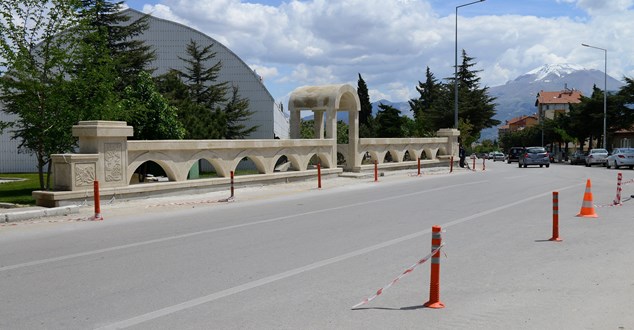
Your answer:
(288, 84), (361, 169)
(437, 146), (448, 156)
(188, 150), (231, 177)
(272, 153), (301, 172)
(231, 156), (267, 174)
(128, 152), (179, 184)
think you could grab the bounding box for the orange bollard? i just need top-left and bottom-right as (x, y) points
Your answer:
(450, 156), (454, 173)
(613, 172), (622, 205)
(374, 160), (378, 182)
(317, 163), (322, 189)
(230, 171), (235, 198)
(424, 225), (445, 308)
(92, 180), (103, 221)
(576, 179), (597, 218)
(417, 158), (421, 176)
(549, 191), (562, 241)
(472, 157), (476, 171)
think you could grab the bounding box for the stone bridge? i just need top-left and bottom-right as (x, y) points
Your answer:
(35, 84), (459, 206)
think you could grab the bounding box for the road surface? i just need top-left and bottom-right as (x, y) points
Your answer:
(1, 162), (633, 329)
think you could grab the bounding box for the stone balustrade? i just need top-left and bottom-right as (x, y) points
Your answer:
(34, 84), (460, 207)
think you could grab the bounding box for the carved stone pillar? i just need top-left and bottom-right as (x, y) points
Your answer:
(53, 121), (134, 191)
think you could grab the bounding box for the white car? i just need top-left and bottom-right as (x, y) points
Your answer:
(606, 148), (634, 169)
(490, 151), (505, 161)
(585, 148), (608, 167)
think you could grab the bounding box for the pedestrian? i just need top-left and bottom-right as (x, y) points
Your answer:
(459, 144), (466, 168)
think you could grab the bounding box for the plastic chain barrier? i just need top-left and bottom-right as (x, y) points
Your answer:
(351, 243), (444, 309)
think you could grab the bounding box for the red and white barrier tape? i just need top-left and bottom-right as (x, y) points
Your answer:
(352, 243), (444, 309)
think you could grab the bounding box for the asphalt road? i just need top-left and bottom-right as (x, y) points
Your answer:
(1, 161), (633, 329)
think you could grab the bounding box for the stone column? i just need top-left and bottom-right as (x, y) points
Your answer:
(72, 121), (134, 189)
(347, 108), (360, 170)
(436, 128), (460, 157)
(290, 110), (301, 139)
(325, 108), (338, 166)
(313, 110), (325, 139)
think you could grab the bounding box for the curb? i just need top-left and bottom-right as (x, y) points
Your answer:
(2, 205), (81, 223)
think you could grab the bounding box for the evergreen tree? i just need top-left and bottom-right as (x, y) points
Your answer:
(154, 70), (225, 139)
(357, 73), (374, 137)
(176, 39), (227, 109)
(454, 50), (500, 139)
(224, 85), (258, 139)
(68, 0), (156, 121)
(409, 67), (446, 136)
(375, 104), (404, 138)
(77, 0), (155, 92)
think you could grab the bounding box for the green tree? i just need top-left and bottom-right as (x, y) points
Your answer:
(0, 0), (82, 189)
(357, 73), (374, 137)
(68, 0), (155, 121)
(77, 0), (155, 92)
(224, 85), (258, 139)
(119, 71), (185, 140)
(154, 70), (225, 139)
(409, 67), (444, 136)
(454, 50), (500, 140)
(161, 39), (239, 139)
(375, 104), (404, 138)
(177, 39), (227, 108)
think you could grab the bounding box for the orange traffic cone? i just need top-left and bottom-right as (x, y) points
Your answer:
(576, 179), (598, 218)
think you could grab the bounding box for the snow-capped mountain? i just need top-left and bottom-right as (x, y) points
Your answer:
(523, 63), (586, 82)
(481, 63), (624, 139)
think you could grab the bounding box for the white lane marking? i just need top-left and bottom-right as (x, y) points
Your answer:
(0, 180), (487, 273)
(96, 182), (582, 329)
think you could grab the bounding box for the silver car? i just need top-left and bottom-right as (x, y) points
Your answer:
(606, 148), (634, 169)
(585, 148), (608, 167)
(518, 146), (550, 168)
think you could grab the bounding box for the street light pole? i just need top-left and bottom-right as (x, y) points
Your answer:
(455, 0), (485, 129)
(581, 43), (608, 149)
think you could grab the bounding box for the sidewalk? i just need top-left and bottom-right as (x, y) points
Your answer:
(1, 166), (468, 224)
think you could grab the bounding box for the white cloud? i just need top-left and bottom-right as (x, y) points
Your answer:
(141, 0), (634, 101)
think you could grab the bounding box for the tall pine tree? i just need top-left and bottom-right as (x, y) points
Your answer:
(224, 85), (258, 139)
(357, 73), (374, 137)
(454, 50), (500, 139)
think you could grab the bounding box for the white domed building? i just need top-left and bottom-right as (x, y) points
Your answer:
(0, 8), (289, 173)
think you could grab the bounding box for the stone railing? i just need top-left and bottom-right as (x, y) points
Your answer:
(35, 121), (459, 206)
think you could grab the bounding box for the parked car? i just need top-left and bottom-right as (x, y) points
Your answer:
(569, 150), (587, 165)
(506, 147), (525, 163)
(490, 151), (505, 161)
(606, 148), (634, 169)
(585, 148), (608, 167)
(518, 146), (550, 168)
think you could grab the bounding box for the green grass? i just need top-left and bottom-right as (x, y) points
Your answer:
(0, 173), (48, 205)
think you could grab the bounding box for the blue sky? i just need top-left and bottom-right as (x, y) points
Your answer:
(121, 0), (634, 104)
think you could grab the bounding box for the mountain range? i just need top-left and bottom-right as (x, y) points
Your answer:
(370, 63), (625, 140)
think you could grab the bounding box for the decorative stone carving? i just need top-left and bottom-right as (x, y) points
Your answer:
(104, 142), (123, 182)
(75, 163), (96, 187)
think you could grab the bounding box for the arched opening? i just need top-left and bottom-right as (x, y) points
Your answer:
(361, 151), (377, 164)
(274, 155), (298, 172)
(187, 159), (219, 179)
(130, 161), (169, 184)
(403, 150), (412, 162)
(421, 150), (429, 160)
(336, 152), (346, 167)
(308, 153), (331, 169)
(383, 151), (398, 163)
(234, 157), (263, 176)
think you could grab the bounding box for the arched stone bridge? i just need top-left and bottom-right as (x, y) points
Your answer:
(38, 84), (459, 206)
